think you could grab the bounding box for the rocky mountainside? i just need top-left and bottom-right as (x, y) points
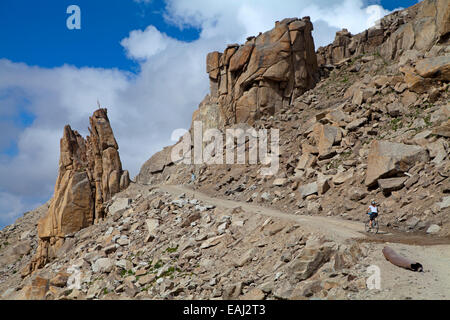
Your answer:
(0, 183), (374, 300)
(316, 0), (449, 66)
(138, 0), (450, 236)
(0, 0), (449, 300)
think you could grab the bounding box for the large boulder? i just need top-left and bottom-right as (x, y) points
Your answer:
(137, 146), (174, 182)
(400, 55), (450, 93)
(314, 124), (341, 159)
(377, 177), (408, 194)
(414, 56), (450, 80)
(400, 66), (432, 93)
(296, 153), (317, 170)
(426, 224), (441, 234)
(297, 182), (318, 199)
(286, 242), (336, 281)
(20, 277), (50, 300)
(436, 196), (450, 210)
(433, 119), (450, 138)
(332, 168), (354, 185)
(365, 141), (429, 187)
(92, 258), (114, 273)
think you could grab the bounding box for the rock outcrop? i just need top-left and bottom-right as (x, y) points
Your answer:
(137, 17), (319, 183)
(317, 0), (450, 94)
(86, 109), (131, 219)
(194, 16), (319, 128)
(137, 146), (174, 184)
(316, 0), (449, 66)
(23, 108), (130, 276)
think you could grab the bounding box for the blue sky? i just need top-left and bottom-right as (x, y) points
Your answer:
(0, 0), (200, 71)
(0, 0), (421, 229)
(0, 0), (416, 72)
(369, 0), (420, 9)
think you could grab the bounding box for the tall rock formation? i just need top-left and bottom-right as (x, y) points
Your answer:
(137, 17), (319, 183)
(193, 16), (319, 129)
(86, 109), (130, 220)
(23, 108), (130, 276)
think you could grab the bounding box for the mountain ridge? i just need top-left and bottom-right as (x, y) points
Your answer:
(0, 0), (449, 300)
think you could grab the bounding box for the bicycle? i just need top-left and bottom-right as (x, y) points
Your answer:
(365, 216), (379, 234)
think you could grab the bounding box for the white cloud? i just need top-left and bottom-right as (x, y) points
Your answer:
(163, 0), (392, 45)
(0, 192), (42, 226)
(0, 0), (395, 227)
(121, 26), (177, 60)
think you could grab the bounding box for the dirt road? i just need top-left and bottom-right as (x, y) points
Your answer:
(159, 184), (364, 242)
(157, 184), (450, 299)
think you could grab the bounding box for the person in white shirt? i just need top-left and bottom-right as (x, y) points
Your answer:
(367, 200), (378, 228)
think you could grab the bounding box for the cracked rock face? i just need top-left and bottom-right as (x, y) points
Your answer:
(193, 16), (319, 129)
(316, 0), (449, 67)
(137, 17), (320, 184)
(24, 108), (130, 276)
(86, 109), (130, 219)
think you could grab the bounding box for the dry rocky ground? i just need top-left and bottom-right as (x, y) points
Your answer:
(1, 183), (449, 300)
(146, 49), (450, 238)
(0, 0), (449, 300)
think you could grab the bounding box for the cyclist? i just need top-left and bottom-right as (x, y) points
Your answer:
(367, 200), (378, 228)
